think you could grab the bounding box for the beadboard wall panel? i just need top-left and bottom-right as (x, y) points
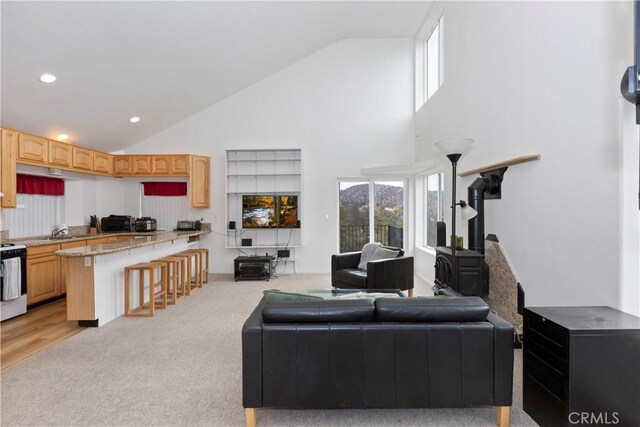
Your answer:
(141, 195), (188, 231)
(2, 194), (62, 238)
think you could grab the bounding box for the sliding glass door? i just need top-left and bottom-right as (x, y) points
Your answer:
(373, 181), (404, 249)
(338, 179), (405, 253)
(339, 181), (370, 253)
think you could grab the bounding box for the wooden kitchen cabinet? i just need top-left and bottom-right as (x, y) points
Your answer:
(86, 236), (117, 245)
(27, 244), (61, 305)
(72, 146), (94, 170)
(59, 240), (86, 294)
(113, 156), (132, 175)
(1, 128), (18, 208)
(170, 156), (189, 175)
(152, 156), (170, 174)
(48, 140), (72, 167)
(190, 155), (210, 208)
(132, 156), (151, 174)
(18, 133), (48, 164)
(93, 152), (112, 174)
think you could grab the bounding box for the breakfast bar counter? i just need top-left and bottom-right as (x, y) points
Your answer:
(56, 230), (209, 257)
(60, 230), (210, 327)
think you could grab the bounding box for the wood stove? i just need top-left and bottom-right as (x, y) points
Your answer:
(434, 246), (488, 296)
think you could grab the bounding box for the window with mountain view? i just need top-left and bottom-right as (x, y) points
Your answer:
(338, 180), (404, 253)
(425, 172), (444, 248)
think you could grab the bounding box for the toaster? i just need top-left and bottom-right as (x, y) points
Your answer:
(176, 220), (201, 231)
(135, 217), (157, 232)
(101, 215), (135, 232)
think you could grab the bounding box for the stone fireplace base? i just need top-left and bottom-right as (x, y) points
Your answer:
(484, 235), (523, 334)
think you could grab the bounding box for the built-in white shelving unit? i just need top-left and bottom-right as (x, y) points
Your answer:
(226, 149), (302, 255)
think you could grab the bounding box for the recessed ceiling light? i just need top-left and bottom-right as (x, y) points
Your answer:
(39, 73), (57, 83)
(56, 134), (69, 141)
(129, 116), (140, 123)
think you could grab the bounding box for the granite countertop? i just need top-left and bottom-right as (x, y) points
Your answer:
(4, 230), (209, 256)
(54, 230), (210, 257)
(6, 230), (193, 247)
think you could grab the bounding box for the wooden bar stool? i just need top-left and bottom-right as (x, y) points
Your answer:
(124, 261), (168, 317)
(167, 254), (190, 297)
(182, 248), (209, 286)
(178, 250), (201, 292)
(152, 256), (186, 304)
(168, 253), (193, 296)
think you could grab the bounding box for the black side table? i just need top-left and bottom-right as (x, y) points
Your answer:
(234, 256), (272, 281)
(523, 306), (640, 426)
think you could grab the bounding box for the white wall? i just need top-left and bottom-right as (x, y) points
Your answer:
(620, 101), (640, 316)
(125, 39), (416, 274)
(415, 2), (634, 312)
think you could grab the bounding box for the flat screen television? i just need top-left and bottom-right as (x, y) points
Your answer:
(241, 195), (299, 228)
(277, 195), (298, 228)
(242, 195), (277, 228)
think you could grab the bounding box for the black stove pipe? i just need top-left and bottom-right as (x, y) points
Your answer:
(468, 177), (486, 255)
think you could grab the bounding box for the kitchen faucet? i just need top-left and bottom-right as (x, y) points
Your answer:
(51, 224), (68, 239)
(51, 228), (66, 239)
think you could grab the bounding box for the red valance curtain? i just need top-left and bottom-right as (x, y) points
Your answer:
(142, 182), (187, 196)
(17, 174), (65, 196)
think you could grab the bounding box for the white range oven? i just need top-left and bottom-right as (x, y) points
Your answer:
(0, 243), (27, 321)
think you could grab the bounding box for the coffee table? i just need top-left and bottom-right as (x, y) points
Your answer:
(307, 289), (406, 299)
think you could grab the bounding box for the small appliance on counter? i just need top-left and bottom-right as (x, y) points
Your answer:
(176, 220), (201, 231)
(135, 217), (157, 232)
(100, 215), (135, 232)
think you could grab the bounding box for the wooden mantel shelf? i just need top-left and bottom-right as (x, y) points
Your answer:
(458, 155), (541, 177)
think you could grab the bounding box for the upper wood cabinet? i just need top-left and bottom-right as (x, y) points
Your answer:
(93, 152), (112, 174)
(170, 156), (189, 175)
(48, 141), (72, 167)
(72, 146), (94, 170)
(151, 156), (170, 175)
(18, 133), (48, 164)
(132, 156), (151, 174)
(113, 156), (132, 175)
(1, 129), (18, 208)
(4, 128), (211, 211)
(190, 155), (210, 208)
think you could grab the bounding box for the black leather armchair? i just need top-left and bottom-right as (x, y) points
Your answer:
(242, 296), (514, 427)
(331, 249), (414, 296)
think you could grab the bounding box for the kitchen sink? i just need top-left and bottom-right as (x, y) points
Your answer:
(47, 235), (76, 240)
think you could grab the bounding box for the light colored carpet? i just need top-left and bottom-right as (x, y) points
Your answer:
(0, 274), (537, 426)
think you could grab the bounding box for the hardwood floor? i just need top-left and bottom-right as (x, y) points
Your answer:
(1, 298), (84, 370)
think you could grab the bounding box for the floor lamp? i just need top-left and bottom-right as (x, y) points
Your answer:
(434, 138), (474, 287)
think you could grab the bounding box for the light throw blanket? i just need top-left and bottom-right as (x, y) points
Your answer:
(358, 242), (381, 270)
(1, 258), (22, 300)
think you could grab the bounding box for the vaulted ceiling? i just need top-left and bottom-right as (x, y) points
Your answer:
(1, 1), (431, 151)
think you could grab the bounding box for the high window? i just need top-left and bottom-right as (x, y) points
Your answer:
(424, 172), (444, 248)
(424, 15), (444, 102)
(338, 180), (405, 253)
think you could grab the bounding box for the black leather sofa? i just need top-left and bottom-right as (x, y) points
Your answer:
(331, 249), (414, 296)
(242, 296), (514, 427)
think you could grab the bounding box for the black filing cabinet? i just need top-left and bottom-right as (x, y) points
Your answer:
(523, 306), (640, 427)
